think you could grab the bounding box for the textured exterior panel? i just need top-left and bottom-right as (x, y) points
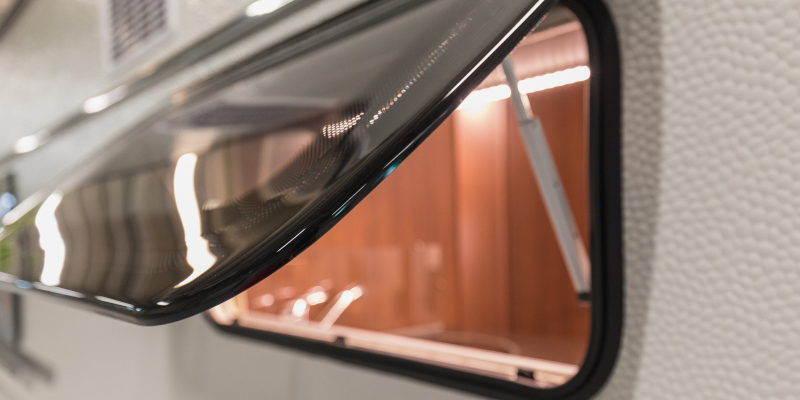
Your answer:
(598, 0), (800, 398)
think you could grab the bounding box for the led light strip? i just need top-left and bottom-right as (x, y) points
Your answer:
(458, 65), (590, 110)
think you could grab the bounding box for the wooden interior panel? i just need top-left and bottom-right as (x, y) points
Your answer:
(452, 101), (510, 335)
(506, 81), (591, 363)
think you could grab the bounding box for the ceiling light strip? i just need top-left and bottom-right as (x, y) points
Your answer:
(458, 65), (590, 110)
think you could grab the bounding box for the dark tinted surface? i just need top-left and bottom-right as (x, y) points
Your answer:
(0, 0), (555, 324)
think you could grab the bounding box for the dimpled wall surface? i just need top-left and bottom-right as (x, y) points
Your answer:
(598, 0), (800, 398)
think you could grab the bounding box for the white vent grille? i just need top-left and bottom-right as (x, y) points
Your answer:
(101, 0), (175, 70)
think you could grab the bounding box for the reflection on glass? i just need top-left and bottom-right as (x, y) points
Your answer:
(0, 0), (564, 326)
(32, 283), (84, 298)
(518, 65), (590, 94)
(284, 298), (308, 323)
(245, 0), (295, 17)
(95, 295), (135, 309)
(173, 153), (217, 288)
(459, 66), (590, 109)
(304, 286), (328, 305)
(319, 286), (363, 330)
(13, 133), (41, 154)
(82, 86), (128, 114)
(322, 113), (364, 139)
(35, 192), (65, 286)
(458, 84), (512, 110)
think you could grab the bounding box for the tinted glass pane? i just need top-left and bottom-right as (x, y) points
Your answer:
(0, 0), (554, 324)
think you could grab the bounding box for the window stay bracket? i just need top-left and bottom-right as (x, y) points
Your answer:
(501, 57), (591, 301)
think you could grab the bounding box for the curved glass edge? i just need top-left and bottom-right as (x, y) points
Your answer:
(0, 0), (559, 325)
(205, 0), (623, 399)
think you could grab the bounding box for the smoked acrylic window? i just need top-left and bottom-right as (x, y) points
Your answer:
(209, 5), (602, 391)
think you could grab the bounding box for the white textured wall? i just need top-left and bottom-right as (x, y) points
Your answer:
(598, 0), (800, 398)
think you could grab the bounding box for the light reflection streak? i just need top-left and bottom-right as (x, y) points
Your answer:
(322, 112), (364, 138)
(14, 135), (39, 153)
(458, 66), (590, 110)
(281, 298), (309, 323)
(2, 190), (47, 226)
(304, 286), (327, 305)
(96, 295), (134, 309)
(173, 153), (217, 288)
(14, 132), (44, 154)
(276, 228), (305, 253)
(245, 0), (293, 17)
(444, 0), (548, 99)
(82, 86), (128, 114)
(457, 85), (511, 110)
(318, 286), (363, 330)
(35, 191), (65, 286)
(518, 65), (591, 94)
(291, 298), (308, 318)
(332, 184), (366, 217)
(33, 282), (85, 298)
(363, 19), (467, 131)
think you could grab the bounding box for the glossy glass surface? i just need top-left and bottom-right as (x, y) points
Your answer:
(209, 15), (592, 387)
(0, 0), (555, 325)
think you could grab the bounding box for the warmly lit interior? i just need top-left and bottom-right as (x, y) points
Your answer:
(211, 7), (591, 387)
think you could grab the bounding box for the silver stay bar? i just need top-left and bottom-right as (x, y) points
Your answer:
(502, 58), (591, 298)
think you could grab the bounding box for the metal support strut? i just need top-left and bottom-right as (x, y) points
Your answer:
(501, 58), (591, 300)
